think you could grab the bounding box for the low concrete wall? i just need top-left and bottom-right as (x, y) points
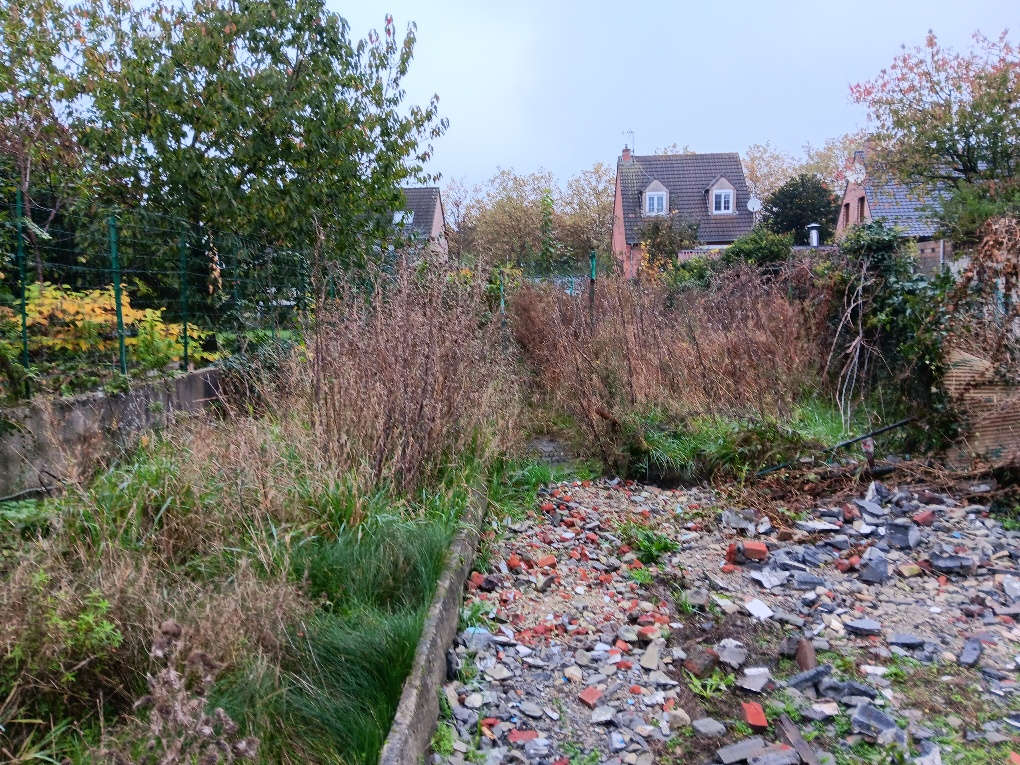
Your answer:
(0, 368), (221, 498)
(379, 488), (486, 765)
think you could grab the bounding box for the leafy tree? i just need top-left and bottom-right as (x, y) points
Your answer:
(850, 30), (1019, 187)
(831, 220), (955, 444)
(559, 162), (614, 264)
(77, 2), (444, 264)
(458, 169), (554, 267)
(937, 177), (1020, 245)
(743, 133), (864, 203)
(724, 228), (793, 266)
(640, 214), (698, 271)
(762, 174), (840, 244)
(742, 142), (798, 203)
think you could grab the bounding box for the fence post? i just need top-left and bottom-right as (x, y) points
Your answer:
(178, 234), (189, 370)
(108, 214), (128, 376)
(589, 249), (597, 326)
(15, 189), (29, 395)
(231, 239), (241, 324)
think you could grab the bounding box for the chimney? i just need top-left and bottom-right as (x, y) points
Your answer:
(621, 146), (631, 161)
(806, 223), (821, 248)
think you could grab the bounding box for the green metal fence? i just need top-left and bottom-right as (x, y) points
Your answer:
(2, 192), (313, 400)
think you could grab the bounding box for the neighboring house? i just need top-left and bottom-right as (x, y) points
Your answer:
(612, 146), (754, 277)
(395, 186), (449, 259)
(836, 150), (953, 272)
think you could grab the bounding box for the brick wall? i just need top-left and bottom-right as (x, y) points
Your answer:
(944, 348), (1020, 464)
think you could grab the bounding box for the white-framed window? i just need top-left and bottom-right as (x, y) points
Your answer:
(645, 192), (665, 215)
(713, 190), (733, 213)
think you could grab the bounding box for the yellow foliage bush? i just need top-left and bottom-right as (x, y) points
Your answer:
(1, 282), (216, 376)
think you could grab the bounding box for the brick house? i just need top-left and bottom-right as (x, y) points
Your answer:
(835, 150), (952, 272)
(611, 147), (754, 277)
(396, 186), (449, 259)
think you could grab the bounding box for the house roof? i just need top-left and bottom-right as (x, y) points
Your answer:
(617, 152), (754, 244)
(398, 187), (442, 237)
(863, 179), (944, 237)
(855, 151), (946, 238)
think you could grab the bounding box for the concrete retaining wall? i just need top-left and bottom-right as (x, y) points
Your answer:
(0, 368), (221, 498)
(379, 489), (486, 765)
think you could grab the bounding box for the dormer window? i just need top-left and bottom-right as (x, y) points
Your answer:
(646, 192), (665, 215)
(713, 190), (733, 213)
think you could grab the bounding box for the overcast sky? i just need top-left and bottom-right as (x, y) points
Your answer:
(335, 0), (1014, 188)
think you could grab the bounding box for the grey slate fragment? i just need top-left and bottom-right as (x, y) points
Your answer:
(888, 633), (925, 649)
(845, 618), (882, 636)
(858, 546), (889, 584)
(886, 519), (921, 549)
(748, 568), (789, 589)
(786, 664), (831, 690)
(958, 638), (983, 667)
(851, 703), (899, 738)
(716, 736), (766, 764)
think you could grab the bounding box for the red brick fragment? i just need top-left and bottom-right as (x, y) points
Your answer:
(507, 729), (538, 743)
(578, 686), (603, 708)
(913, 509), (935, 526)
(536, 554), (556, 568)
(742, 540), (769, 561)
(742, 701), (768, 729)
(721, 564), (737, 574)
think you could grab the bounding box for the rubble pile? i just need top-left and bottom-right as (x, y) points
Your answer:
(432, 476), (1020, 764)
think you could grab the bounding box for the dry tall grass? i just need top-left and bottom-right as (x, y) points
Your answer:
(306, 265), (521, 493)
(512, 264), (832, 465)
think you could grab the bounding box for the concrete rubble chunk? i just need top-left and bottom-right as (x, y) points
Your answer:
(692, 717), (726, 737)
(640, 641), (662, 670)
(738, 667), (772, 693)
(744, 598), (774, 620)
(749, 745), (801, 765)
(715, 638), (748, 669)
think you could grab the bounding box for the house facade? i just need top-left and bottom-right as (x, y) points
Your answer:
(835, 151), (952, 272)
(396, 186), (449, 259)
(611, 147), (754, 277)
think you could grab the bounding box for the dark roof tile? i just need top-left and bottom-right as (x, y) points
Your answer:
(399, 187), (441, 236)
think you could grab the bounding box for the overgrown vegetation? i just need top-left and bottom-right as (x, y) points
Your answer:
(0, 264), (518, 763)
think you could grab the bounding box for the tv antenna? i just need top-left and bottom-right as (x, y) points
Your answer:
(622, 129), (635, 153)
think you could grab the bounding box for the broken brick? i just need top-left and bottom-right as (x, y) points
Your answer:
(535, 554), (556, 568)
(507, 729), (538, 743)
(742, 540), (769, 561)
(578, 686), (603, 708)
(684, 647), (718, 677)
(913, 509), (935, 526)
(742, 701), (768, 730)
